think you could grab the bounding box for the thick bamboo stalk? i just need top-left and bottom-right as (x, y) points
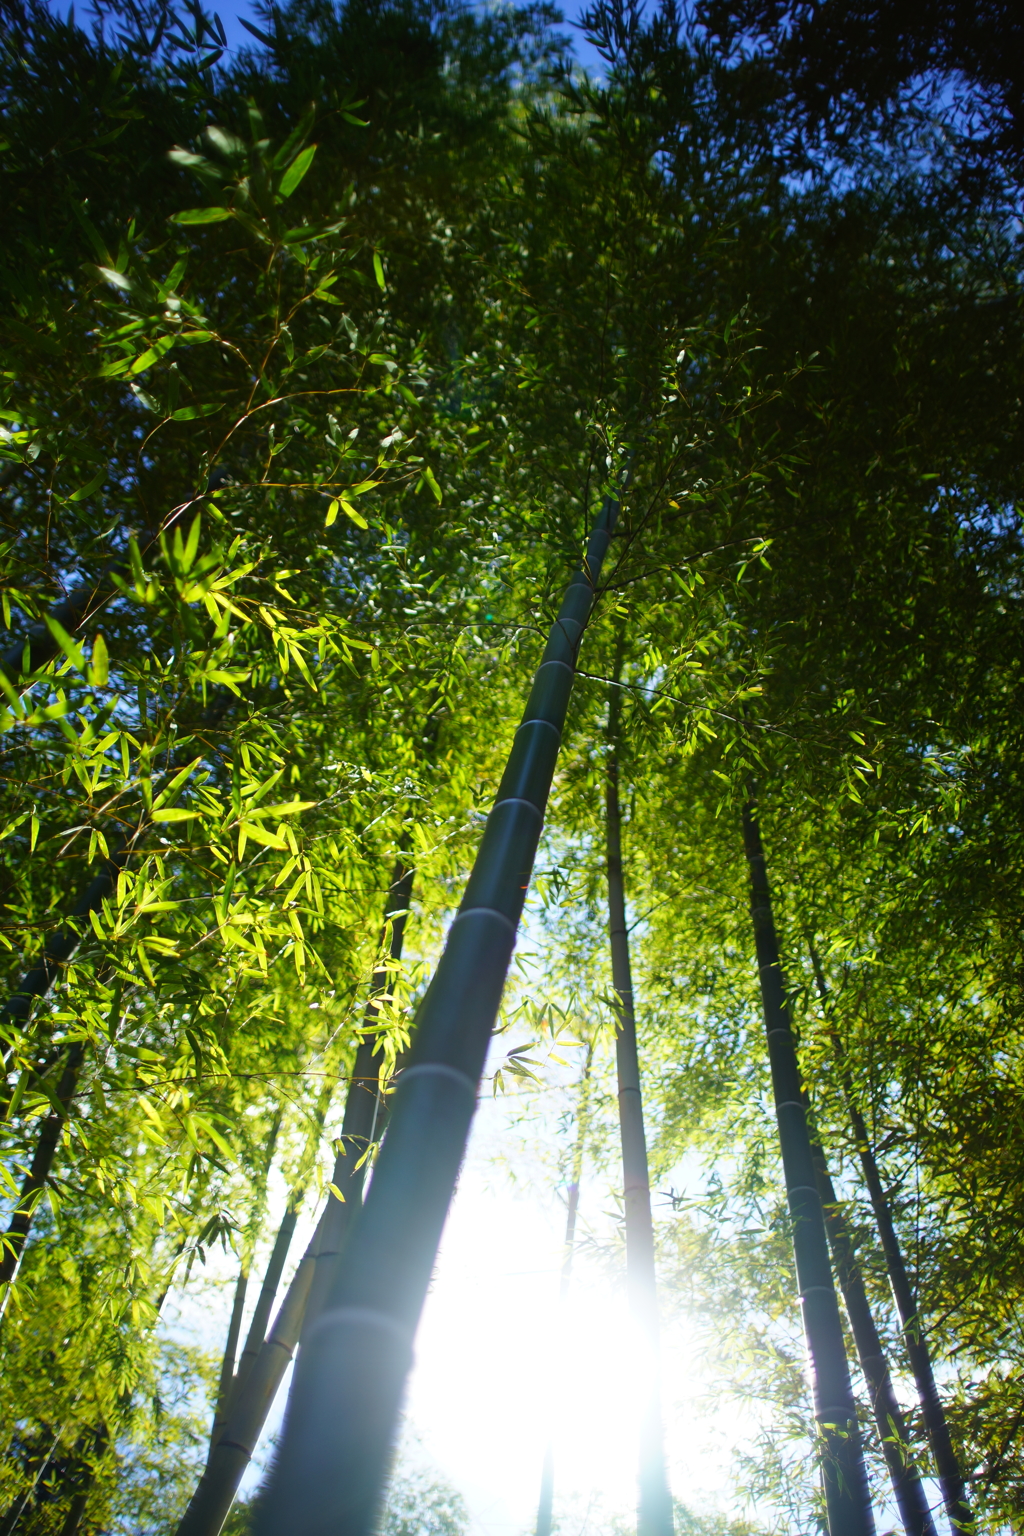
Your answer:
(536, 1041), (593, 1536)
(808, 1132), (939, 1536)
(808, 949), (973, 1536)
(174, 861), (416, 1536)
(254, 491), (621, 1536)
(741, 802), (874, 1536)
(606, 723), (674, 1536)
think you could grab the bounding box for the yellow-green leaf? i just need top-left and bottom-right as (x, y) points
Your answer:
(171, 207), (233, 225)
(89, 633), (109, 687)
(340, 498), (367, 529)
(238, 820), (288, 850)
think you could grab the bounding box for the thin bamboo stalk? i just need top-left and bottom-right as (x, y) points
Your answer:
(741, 801), (874, 1536)
(175, 1214), (325, 1536)
(228, 1198), (300, 1406)
(535, 1040), (593, 1536)
(606, 713), (673, 1536)
(211, 1268), (250, 1450)
(808, 1130), (939, 1536)
(301, 860), (415, 1333)
(0, 1041), (84, 1304)
(807, 949), (973, 1536)
(253, 490), (621, 1536)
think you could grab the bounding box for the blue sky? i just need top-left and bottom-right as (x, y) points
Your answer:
(199, 0), (610, 77)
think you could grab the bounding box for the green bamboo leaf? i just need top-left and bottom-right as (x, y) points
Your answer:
(170, 403), (222, 420)
(423, 466), (443, 504)
(278, 144), (317, 200)
(151, 808), (200, 822)
(373, 252), (386, 291)
(68, 466), (105, 502)
(42, 616), (85, 670)
(238, 820), (288, 849)
(246, 799), (317, 818)
(339, 498), (367, 529)
(171, 207), (233, 225)
(152, 756), (202, 811)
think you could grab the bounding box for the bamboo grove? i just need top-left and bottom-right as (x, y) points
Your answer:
(0, 0), (1022, 1531)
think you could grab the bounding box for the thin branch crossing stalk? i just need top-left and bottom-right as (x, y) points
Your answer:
(254, 490), (622, 1536)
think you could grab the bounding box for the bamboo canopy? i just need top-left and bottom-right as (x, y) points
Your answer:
(2, 0), (1023, 1531)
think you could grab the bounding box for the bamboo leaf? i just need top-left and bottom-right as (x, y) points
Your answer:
(171, 207), (233, 225)
(43, 616), (85, 671)
(89, 633), (109, 687)
(278, 144), (317, 200)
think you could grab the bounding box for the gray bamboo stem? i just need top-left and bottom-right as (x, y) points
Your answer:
(253, 489), (621, 1536)
(807, 947), (972, 1536)
(606, 717), (673, 1536)
(175, 1213), (325, 1536)
(0, 1041), (85, 1305)
(228, 1199), (300, 1407)
(741, 801), (874, 1536)
(301, 859), (415, 1334)
(211, 1267), (250, 1450)
(808, 1131), (939, 1536)
(535, 1040), (594, 1536)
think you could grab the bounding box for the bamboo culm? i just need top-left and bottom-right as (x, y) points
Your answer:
(741, 801), (875, 1536)
(228, 1197), (300, 1405)
(535, 1040), (593, 1536)
(850, 1105), (972, 1535)
(808, 1131), (939, 1536)
(301, 860), (415, 1334)
(175, 862), (416, 1536)
(807, 949), (973, 1536)
(606, 712), (674, 1536)
(253, 490), (621, 1536)
(0, 1041), (84, 1302)
(211, 1268), (250, 1449)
